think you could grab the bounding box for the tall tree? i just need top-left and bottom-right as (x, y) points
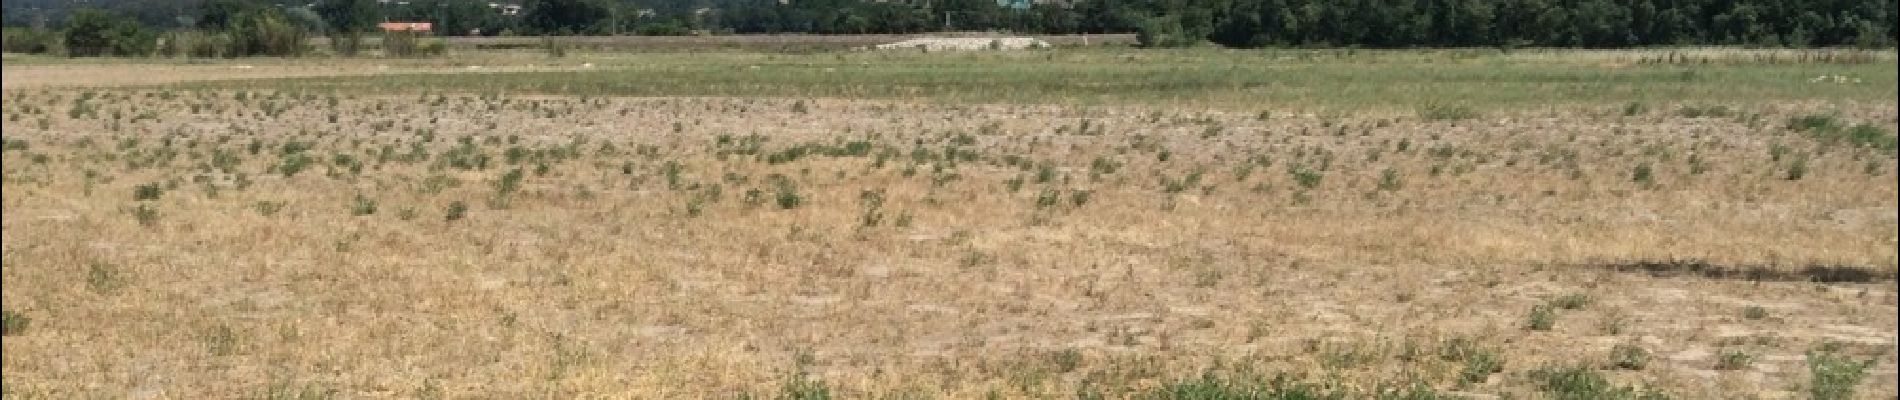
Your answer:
(524, 0), (606, 34)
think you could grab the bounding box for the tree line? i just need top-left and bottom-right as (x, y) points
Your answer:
(3, 0), (1894, 57)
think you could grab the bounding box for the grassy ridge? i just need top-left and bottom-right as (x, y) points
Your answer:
(190, 49), (1898, 112)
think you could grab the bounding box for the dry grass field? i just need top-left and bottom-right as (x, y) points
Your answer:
(2, 48), (1897, 399)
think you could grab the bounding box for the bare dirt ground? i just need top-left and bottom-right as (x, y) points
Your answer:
(1, 62), (1896, 398)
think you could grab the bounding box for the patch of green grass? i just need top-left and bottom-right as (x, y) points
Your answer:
(1, 309), (29, 336)
(192, 50), (1900, 113)
(86, 262), (128, 294)
(1530, 364), (1670, 400)
(1788, 113), (1898, 154)
(777, 372), (831, 400)
(1807, 347), (1872, 400)
(1675, 104), (1734, 118)
(1136, 370), (1449, 400)
(1418, 103), (1479, 121)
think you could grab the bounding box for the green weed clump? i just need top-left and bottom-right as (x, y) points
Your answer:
(1609, 343), (1650, 370)
(1808, 347), (1872, 400)
(0, 309), (28, 336)
(1526, 304), (1558, 331)
(1788, 113), (1898, 154)
(1529, 364), (1669, 400)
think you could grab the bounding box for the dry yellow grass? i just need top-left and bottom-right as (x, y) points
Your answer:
(1, 56), (1896, 399)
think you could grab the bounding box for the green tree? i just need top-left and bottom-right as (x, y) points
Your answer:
(523, 0), (606, 34)
(64, 8), (152, 57)
(226, 8), (307, 56)
(314, 0), (382, 34)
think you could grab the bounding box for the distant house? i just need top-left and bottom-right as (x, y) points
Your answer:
(488, 3), (522, 16)
(379, 22), (434, 33)
(997, 0), (1031, 10)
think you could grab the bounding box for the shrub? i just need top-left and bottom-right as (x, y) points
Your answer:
(1786, 157), (1808, 181)
(779, 372), (831, 400)
(383, 31), (444, 57)
(1551, 293), (1591, 310)
(1070, 189), (1093, 207)
(1291, 168), (1323, 189)
(1807, 348), (1871, 400)
(253, 201), (284, 216)
(1526, 304), (1557, 331)
(134, 183), (163, 201)
(1631, 163), (1654, 186)
(1134, 15), (1203, 48)
(2, 27), (60, 54)
(774, 180), (802, 210)
(1459, 349), (1505, 384)
(1676, 105), (1733, 118)
(1035, 163), (1057, 183)
(278, 154), (314, 177)
(1742, 305), (1768, 320)
(1529, 364), (1668, 399)
(2, 309), (30, 336)
(225, 9), (308, 56)
(857, 190), (885, 227)
(1035, 188), (1061, 208)
(419, 38), (447, 56)
(1715, 349), (1753, 370)
(495, 168), (525, 196)
(1621, 101), (1649, 116)
(541, 36), (566, 58)
(87, 262), (127, 294)
(133, 204), (160, 227)
(445, 201), (468, 222)
(330, 32), (364, 56)
(350, 195), (378, 216)
(1789, 114), (1897, 154)
(156, 30), (226, 58)
(1377, 168), (1402, 191)
(1609, 343), (1650, 370)
(1439, 337), (1504, 384)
